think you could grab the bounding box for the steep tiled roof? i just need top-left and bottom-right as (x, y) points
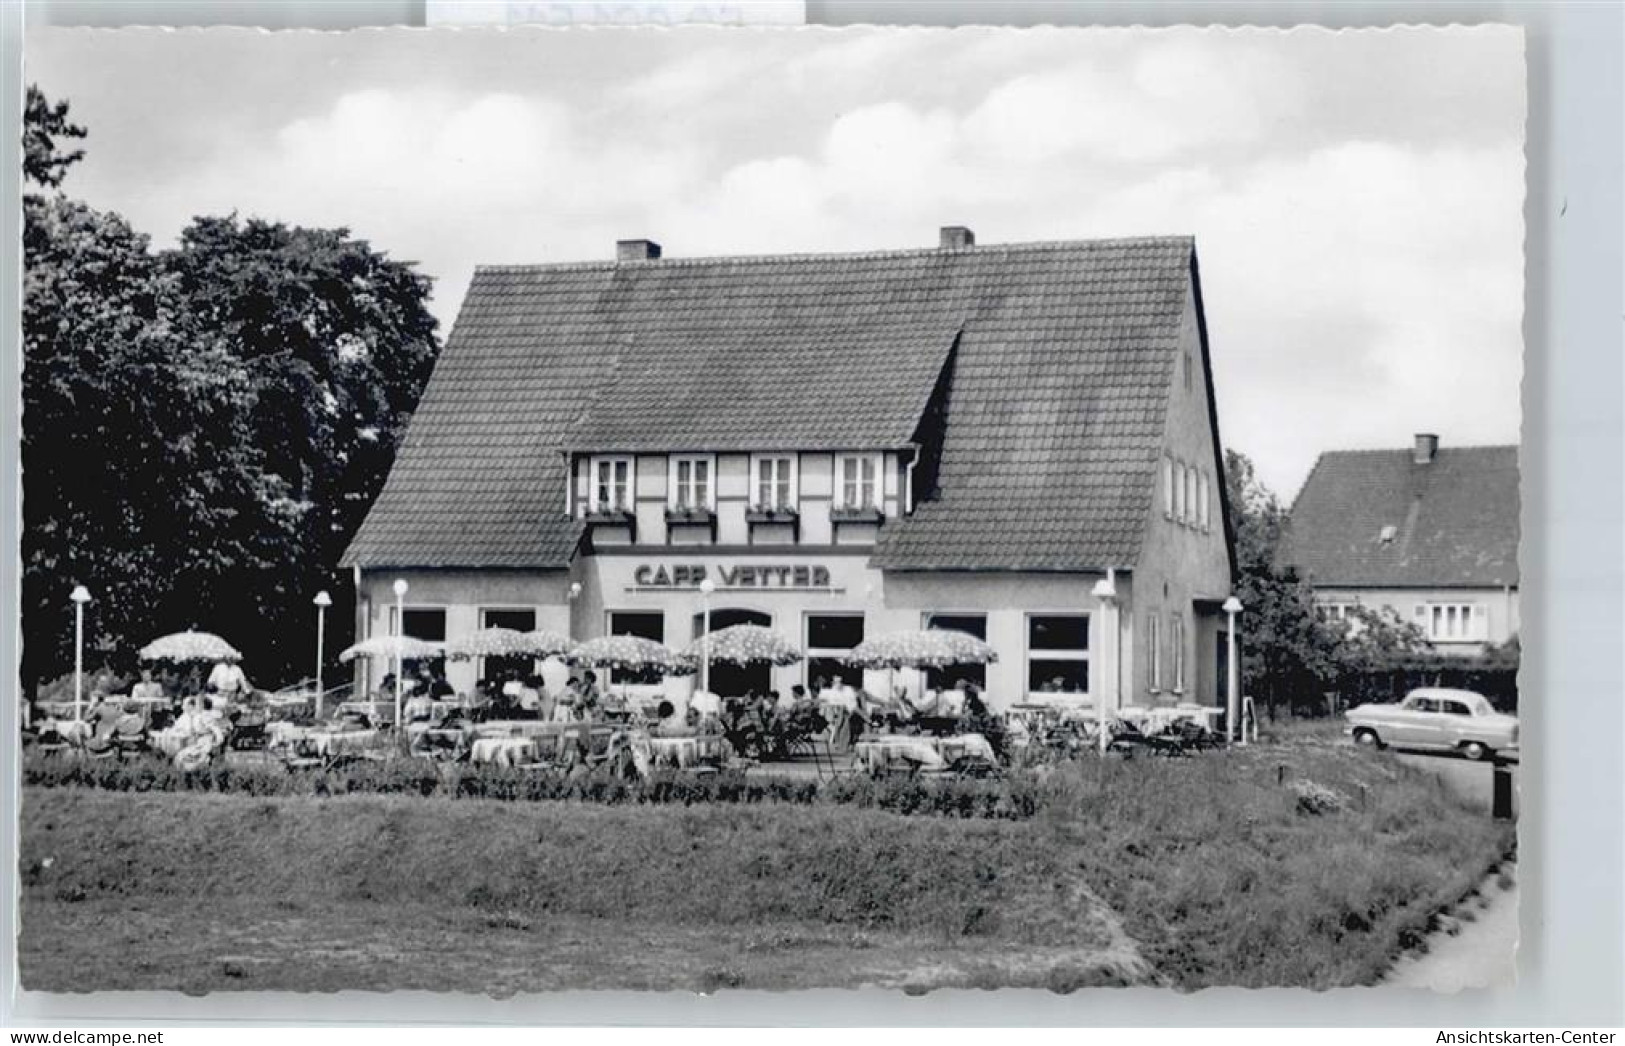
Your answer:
(343, 236), (1196, 570)
(566, 321), (962, 452)
(1285, 446), (1520, 588)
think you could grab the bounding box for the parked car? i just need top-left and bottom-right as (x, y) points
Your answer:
(1345, 687), (1518, 761)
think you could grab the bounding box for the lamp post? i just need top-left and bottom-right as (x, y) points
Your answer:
(392, 578), (408, 729)
(313, 591), (332, 719)
(1222, 596), (1243, 745)
(698, 578), (715, 698)
(69, 585), (91, 722)
(1090, 575), (1117, 756)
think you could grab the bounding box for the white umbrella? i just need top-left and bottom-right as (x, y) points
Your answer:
(444, 627), (573, 661)
(338, 634), (445, 663)
(139, 630), (242, 663)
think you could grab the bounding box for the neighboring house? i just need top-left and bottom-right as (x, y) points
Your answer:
(342, 227), (1237, 711)
(1286, 435), (1520, 655)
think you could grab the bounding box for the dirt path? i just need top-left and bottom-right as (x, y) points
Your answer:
(1383, 860), (1518, 991)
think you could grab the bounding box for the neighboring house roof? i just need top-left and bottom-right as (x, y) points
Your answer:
(1285, 445), (1520, 588)
(343, 236), (1199, 571)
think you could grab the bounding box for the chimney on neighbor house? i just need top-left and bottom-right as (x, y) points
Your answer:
(616, 239), (662, 262)
(939, 225), (976, 250)
(1413, 433), (1440, 465)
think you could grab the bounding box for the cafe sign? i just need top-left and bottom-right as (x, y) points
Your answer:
(632, 563), (833, 590)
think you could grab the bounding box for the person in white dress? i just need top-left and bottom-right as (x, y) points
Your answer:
(207, 660), (251, 698)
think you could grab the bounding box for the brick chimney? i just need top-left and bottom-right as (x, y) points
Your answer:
(616, 239), (662, 262)
(939, 225), (975, 250)
(1413, 433), (1439, 464)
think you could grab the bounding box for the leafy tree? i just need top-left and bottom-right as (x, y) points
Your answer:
(1223, 449), (1428, 717)
(21, 87), (439, 694)
(21, 195), (298, 690)
(158, 217), (439, 682)
(23, 84), (86, 191)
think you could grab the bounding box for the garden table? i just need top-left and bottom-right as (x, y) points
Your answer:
(854, 735), (948, 774)
(337, 700), (394, 725)
(474, 720), (565, 741)
(41, 718), (92, 744)
(470, 736), (536, 767)
(936, 733), (997, 765)
(313, 729), (380, 757)
(646, 736), (701, 769)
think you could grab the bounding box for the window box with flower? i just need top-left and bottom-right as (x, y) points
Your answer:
(745, 504), (800, 525)
(664, 503), (716, 525)
(829, 505), (884, 524)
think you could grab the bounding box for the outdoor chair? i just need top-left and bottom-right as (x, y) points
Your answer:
(30, 724), (73, 759)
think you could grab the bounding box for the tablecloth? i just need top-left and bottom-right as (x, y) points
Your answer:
(313, 729), (380, 757)
(470, 736), (536, 767)
(855, 736), (948, 773)
(39, 718), (92, 744)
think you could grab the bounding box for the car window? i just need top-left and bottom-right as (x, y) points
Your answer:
(1408, 697), (1437, 713)
(1441, 701), (1471, 716)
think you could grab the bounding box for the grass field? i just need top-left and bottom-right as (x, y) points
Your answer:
(18, 744), (1512, 993)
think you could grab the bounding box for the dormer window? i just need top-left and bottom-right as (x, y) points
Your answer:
(590, 456), (633, 514)
(836, 453), (881, 512)
(669, 455), (715, 512)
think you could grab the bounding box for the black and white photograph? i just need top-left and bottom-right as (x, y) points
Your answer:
(16, 23), (1525, 995)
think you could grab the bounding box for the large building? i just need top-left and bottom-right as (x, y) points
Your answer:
(341, 228), (1237, 712)
(1287, 435), (1520, 654)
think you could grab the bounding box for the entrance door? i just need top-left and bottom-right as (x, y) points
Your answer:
(693, 608), (772, 697)
(1215, 629), (1229, 707)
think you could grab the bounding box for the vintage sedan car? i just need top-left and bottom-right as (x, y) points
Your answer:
(1345, 687), (1518, 761)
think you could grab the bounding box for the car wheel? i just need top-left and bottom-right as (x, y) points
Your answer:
(1352, 728), (1383, 750)
(1461, 741), (1490, 761)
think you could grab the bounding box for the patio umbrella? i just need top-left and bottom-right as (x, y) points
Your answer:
(338, 634), (445, 663)
(570, 635), (693, 675)
(571, 634), (695, 712)
(138, 630), (242, 663)
(443, 627), (574, 662)
(844, 629), (999, 671)
(681, 624), (802, 667)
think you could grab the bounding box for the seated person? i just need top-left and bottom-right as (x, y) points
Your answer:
(551, 678), (581, 722)
(131, 667), (166, 702)
(429, 672), (456, 699)
(599, 683), (629, 720)
(403, 689), (436, 729)
(466, 681), (494, 718)
(577, 671), (605, 720)
(513, 676), (543, 718)
(650, 699), (691, 737)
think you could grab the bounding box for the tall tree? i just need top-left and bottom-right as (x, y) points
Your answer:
(159, 217), (440, 681)
(23, 85), (86, 191)
(1223, 449), (1427, 716)
(21, 87), (439, 693)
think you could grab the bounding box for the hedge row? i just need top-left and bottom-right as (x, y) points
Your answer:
(19, 752), (1047, 819)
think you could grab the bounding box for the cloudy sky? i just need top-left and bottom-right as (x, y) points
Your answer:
(26, 25), (1524, 499)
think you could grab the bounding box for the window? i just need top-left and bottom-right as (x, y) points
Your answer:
(1185, 466), (1198, 526)
(753, 455), (796, 511)
(590, 456), (633, 514)
(1170, 614), (1185, 693)
(1162, 456), (1174, 519)
(1198, 471), (1211, 531)
(1406, 695), (1440, 713)
(606, 611), (665, 685)
(1027, 614), (1089, 695)
(1182, 351), (1192, 393)
(1173, 460), (1187, 523)
(1145, 612), (1161, 692)
(1319, 602), (1357, 622)
(1418, 603), (1485, 643)
(669, 456), (714, 511)
(1440, 699), (1473, 717)
(480, 607), (537, 683)
(806, 613), (865, 690)
(388, 606), (446, 674)
(923, 612), (988, 690)
(837, 454), (881, 511)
